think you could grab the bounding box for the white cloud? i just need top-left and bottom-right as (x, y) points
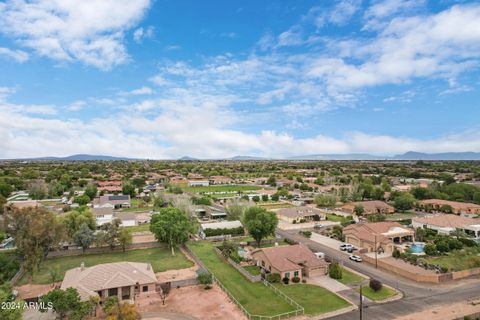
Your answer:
(119, 86), (154, 96)
(0, 0), (151, 70)
(364, 0), (425, 30)
(66, 100), (86, 112)
(133, 26), (154, 43)
(0, 47), (29, 62)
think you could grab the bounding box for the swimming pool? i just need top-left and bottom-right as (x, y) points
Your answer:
(409, 242), (425, 254)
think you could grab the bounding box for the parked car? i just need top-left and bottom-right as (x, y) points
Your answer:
(314, 223), (323, 229)
(349, 255), (362, 262)
(340, 243), (353, 251)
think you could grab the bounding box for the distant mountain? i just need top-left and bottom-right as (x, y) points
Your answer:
(287, 153), (388, 160)
(392, 151), (480, 160)
(16, 154), (136, 161)
(178, 156), (198, 161)
(228, 155), (269, 160)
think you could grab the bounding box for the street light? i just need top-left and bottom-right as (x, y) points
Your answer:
(359, 279), (369, 320)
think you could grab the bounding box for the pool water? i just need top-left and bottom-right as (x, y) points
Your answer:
(409, 243), (425, 254)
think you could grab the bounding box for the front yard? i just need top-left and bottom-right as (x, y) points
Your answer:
(337, 267), (365, 285)
(18, 246), (193, 285)
(359, 286), (397, 301)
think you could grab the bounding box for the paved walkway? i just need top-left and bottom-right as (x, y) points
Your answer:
(309, 275), (350, 293)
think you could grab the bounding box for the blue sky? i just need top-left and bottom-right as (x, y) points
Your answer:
(0, 0), (480, 159)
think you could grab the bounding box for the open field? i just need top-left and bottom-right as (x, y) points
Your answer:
(424, 247), (480, 271)
(184, 185), (261, 193)
(275, 284), (350, 316)
(187, 241), (295, 316)
(18, 247), (193, 285)
(359, 285), (397, 301)
(124, 223), (151, 233)
(337, 267), (365, 285)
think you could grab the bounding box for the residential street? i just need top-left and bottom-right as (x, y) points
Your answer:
(276, 229), (480, 320)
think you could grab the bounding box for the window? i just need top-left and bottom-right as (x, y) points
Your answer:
(285, 272), (290, 278)
(294, 271), (299, 277)
(261, 260), (265, 267)
(108, 288), (118, 297)
(142, 285), (148, 292)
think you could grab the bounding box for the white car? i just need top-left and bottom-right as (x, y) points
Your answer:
(340, 243), (353, 251)
(349, 255), (362, 262)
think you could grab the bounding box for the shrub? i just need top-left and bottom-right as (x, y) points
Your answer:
(282, 277), (290, 285)
(369, 279), (382, 292)
(292, 276), (300, 283)
(392, 248), (401, 258)
(197, 272), (213, 289)
(424, 243), (438, 256)
(447, 238), (463, 251)
(266, 273), (281, 283)
(436, 241), (449, 253)
(204, 226), (244, 237)
(439, 266), (449, 273)
(300, 230), (312, 238)
(459, 237), (477, 247)
(313, 214), (321, 221)
(301, 279), (307, 283)
(328, 262), (343, 279)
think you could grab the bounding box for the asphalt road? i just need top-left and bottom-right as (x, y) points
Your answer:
(276, 229), (480, 320)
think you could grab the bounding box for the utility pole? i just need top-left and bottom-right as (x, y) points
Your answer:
(374, 234), (378, 269)
(359, 284), (363, 320)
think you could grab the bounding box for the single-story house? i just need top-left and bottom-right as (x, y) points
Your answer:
(412, 214), (480, 241)
(341, 201), (395, 215)
(251, 244), (328, 281)
(343, 221), (414, 254)
(93, 194), (131, 209)
(194, 205), (227, 220)
(61, 262), (157, 302)
(114, 212), (137, 227)
(209, 176), (233, 185)
(97, 180), (123, 193)
(418, 199), (480, 216)
(276, 206), (324, 223)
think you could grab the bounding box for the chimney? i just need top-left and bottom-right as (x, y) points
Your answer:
(80, 262), (85, 271)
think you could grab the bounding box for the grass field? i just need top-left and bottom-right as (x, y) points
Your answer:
(337, 267), (365, 285)
(325, 213), (349, 223)
(359, 286), (396, 301)
(275, 284), (350, 315)
(19, 246), (193, 285)
(424, 247), (480, 271)
(243, 265), (261, 276)
(124, 223), (151, 233)
(184, 185), (261, 193)
(188, 241), (295, 316)
(385, 213), (417, 221)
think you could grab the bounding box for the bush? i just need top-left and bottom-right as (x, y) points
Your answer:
(328, 262), (343, 279)
(266, 273), (281, 283)
(436, 241), (449, 253)
(439, 266), (449, 273)
(197, 272), (213, 289)
(300, 230), (312, 238)
(447, 238), (463, 251)
(301, 279), (307, 283)
(369, 279), (382, 292)
(392, 248), (401, 258)
(292, 276), (300, 283)
(458, 237), (477, 247)
(424, 243), (438, 256)
(282, 277), (290, 285)
(204, 226), (244, 237)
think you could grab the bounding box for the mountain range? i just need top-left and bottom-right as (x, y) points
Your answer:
(5, 151), (480, 161)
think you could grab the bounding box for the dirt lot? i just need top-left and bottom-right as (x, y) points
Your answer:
(139, 285), (246, 320)
(394, 301), (480, 320)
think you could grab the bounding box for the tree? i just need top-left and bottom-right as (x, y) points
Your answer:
(328, 262), (342, 279)
(84, 185), (98, 200)
(5, 207), (64, 282)
(192, 196), (212, 205)
(354, 204), (364, 216)
(0, 284), (23, 320)
(225, 199), (250, 221)
(61, 208), (96, 239)
(73, 223), (95, 253)
(314, 194), (337, 208)
(102, 219), (122, 250)
(40, 288), (91, 320)
(159, 282), (172, 304)
(104, 296), (140, 320)
(243, 207), (278, 247)
(118, 228), (133, 252)
(266, 175), (277, 186)
(150, 207), (193, 255)
(197, 272), (213, 289)
(153, 195), (165, 208)
(94, 230), (107, 248)
(122, 183), (136, 197)
(73, 195), (90, 206)
(0, 181), (12, 198)
(394, 193), (416, 212)
(369, 279), (382, 292)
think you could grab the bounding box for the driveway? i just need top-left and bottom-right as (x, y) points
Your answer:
(309, 275), (350, 293)
(310, 232), (346, 253)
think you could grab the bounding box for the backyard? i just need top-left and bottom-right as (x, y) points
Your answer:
(18, 246), (193, 285)
(125, 223), (151, 233)
(424, 247), (480, 271)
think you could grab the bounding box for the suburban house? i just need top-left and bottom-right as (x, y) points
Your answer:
(97, 180), (123, 193)
(418, 199), (480, 216)
(188, 179), (210, 187)
(199, 220), (243, 239)
(343, 221), (414, 254)
(91, 207), (115, 226)
(251, 244), (328, 281)
(208, 176), (233, 185)
(194, 205), (227, 220)
(341, 200), (395, 215)
(276, 206), (324, 223)
(61, 262), (157, 302)
(93, 194), (131, 209)
(114, 212), (137, 227)
(412, 215), (480, 241)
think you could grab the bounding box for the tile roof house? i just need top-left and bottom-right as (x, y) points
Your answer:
(61, 262), (157, 301)
(341, 200), (395, 215)
(276, 206), (324, 223)
(97, 180), (123, 192)
(251, 244), (328, 281)
(418, 199), (480, 216)
(412, 214), (480, 241)
(92, 194), (131, 209)
(343, 221), (414, 254)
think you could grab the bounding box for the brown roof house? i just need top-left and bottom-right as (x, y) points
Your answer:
(97, 180), (123, 192)
(251, 244), (328, 281)
(341, 201), (394, 215)
(418, 199), (480, 217)
(276, 206), (324, 223)
(61, 262), (157, 302)
(412, 214), (480, 240)
(343, 222), (414, 254)
(92, 194), (131, 209)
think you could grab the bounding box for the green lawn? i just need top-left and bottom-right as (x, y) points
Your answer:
(275, 284), (350, 316)
(359, 286), (397, 301)
(258, 202), (294, 210)
(385, 212), (417, 221)
(325, 213), (347, 223)
(337, 267), (365, 285)
(188, 241), (295, 316)
(424, 247), (480, 271)
(124, 223), (151, 233)
(243, 265), (261, 276)
(19, 246), (193, 285)
(184, 185), (261, 193)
